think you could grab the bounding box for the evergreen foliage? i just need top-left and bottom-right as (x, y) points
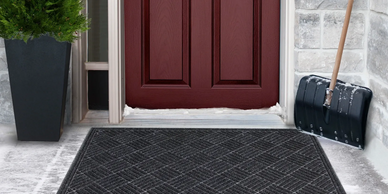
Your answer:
(0, 0), (90, 43)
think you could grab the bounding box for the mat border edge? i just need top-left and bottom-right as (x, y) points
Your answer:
(57, 128), (98, 194)
(56, 128), (346, 194)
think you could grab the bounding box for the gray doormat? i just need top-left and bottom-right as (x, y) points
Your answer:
(58, 128), (345, 194)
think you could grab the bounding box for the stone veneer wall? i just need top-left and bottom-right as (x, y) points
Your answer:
(0, 38), (72, 124)
(295, 0), (388, 149)
(0, 38), (14, 123)
(295, 0), (368, 84)
(368, 1), (388, 149)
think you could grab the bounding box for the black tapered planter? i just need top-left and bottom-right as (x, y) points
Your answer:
(5, 36), (71, 141)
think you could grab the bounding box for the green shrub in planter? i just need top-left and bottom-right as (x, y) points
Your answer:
(0, 0), (90, 43)
(0, 0), (90, 141)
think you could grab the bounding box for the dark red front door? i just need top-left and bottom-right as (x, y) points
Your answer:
(125, 0), (280, 109)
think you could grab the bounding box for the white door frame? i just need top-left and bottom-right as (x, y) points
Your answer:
(107, 0), (125, 123)
(279, 0), (295, 125)
(72, 0), (295, 124)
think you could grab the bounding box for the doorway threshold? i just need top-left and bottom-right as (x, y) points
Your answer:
(81, 104), (291, 129)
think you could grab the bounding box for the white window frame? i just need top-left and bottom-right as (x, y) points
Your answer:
(72, 0), (295, 124)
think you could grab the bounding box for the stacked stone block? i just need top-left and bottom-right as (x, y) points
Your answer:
(295, 0), (367, 87)
(368, 1), (388, 149)
(0, 38), (14, 124)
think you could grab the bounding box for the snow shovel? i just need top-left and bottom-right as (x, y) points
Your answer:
(294, 0), (373, 149)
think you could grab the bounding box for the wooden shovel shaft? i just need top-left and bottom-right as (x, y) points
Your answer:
(325, 0), (354, 106)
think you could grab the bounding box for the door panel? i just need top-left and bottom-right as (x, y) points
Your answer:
(219, 0), (254, 81)
(214, 0), (259, 86)
(125, 0), (280, 109)
(149, 0), (183, 80)
(144, 0), (190, 85)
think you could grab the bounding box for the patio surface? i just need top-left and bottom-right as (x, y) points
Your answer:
(0, 109), (387, 194)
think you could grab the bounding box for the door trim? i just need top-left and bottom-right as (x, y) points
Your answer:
(71, 8), (88, 123)
(108, 0), (125, 123)
(279, 0), (295, 125)
(72, 0), (295, 124)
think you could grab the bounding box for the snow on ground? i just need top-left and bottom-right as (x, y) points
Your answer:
(123, 103), (283, 117)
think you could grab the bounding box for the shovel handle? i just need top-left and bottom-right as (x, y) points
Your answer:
(325, 0), (354, 106)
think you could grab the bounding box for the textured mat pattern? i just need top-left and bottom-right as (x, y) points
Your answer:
(58, 128), (345, 193)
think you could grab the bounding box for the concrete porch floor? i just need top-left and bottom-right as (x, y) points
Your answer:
(0, 109), (388, 194)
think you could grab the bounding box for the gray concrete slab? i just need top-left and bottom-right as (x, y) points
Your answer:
(0, 111), (387, 193)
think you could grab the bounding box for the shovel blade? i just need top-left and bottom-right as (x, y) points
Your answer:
(294, 75), (373, 149)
